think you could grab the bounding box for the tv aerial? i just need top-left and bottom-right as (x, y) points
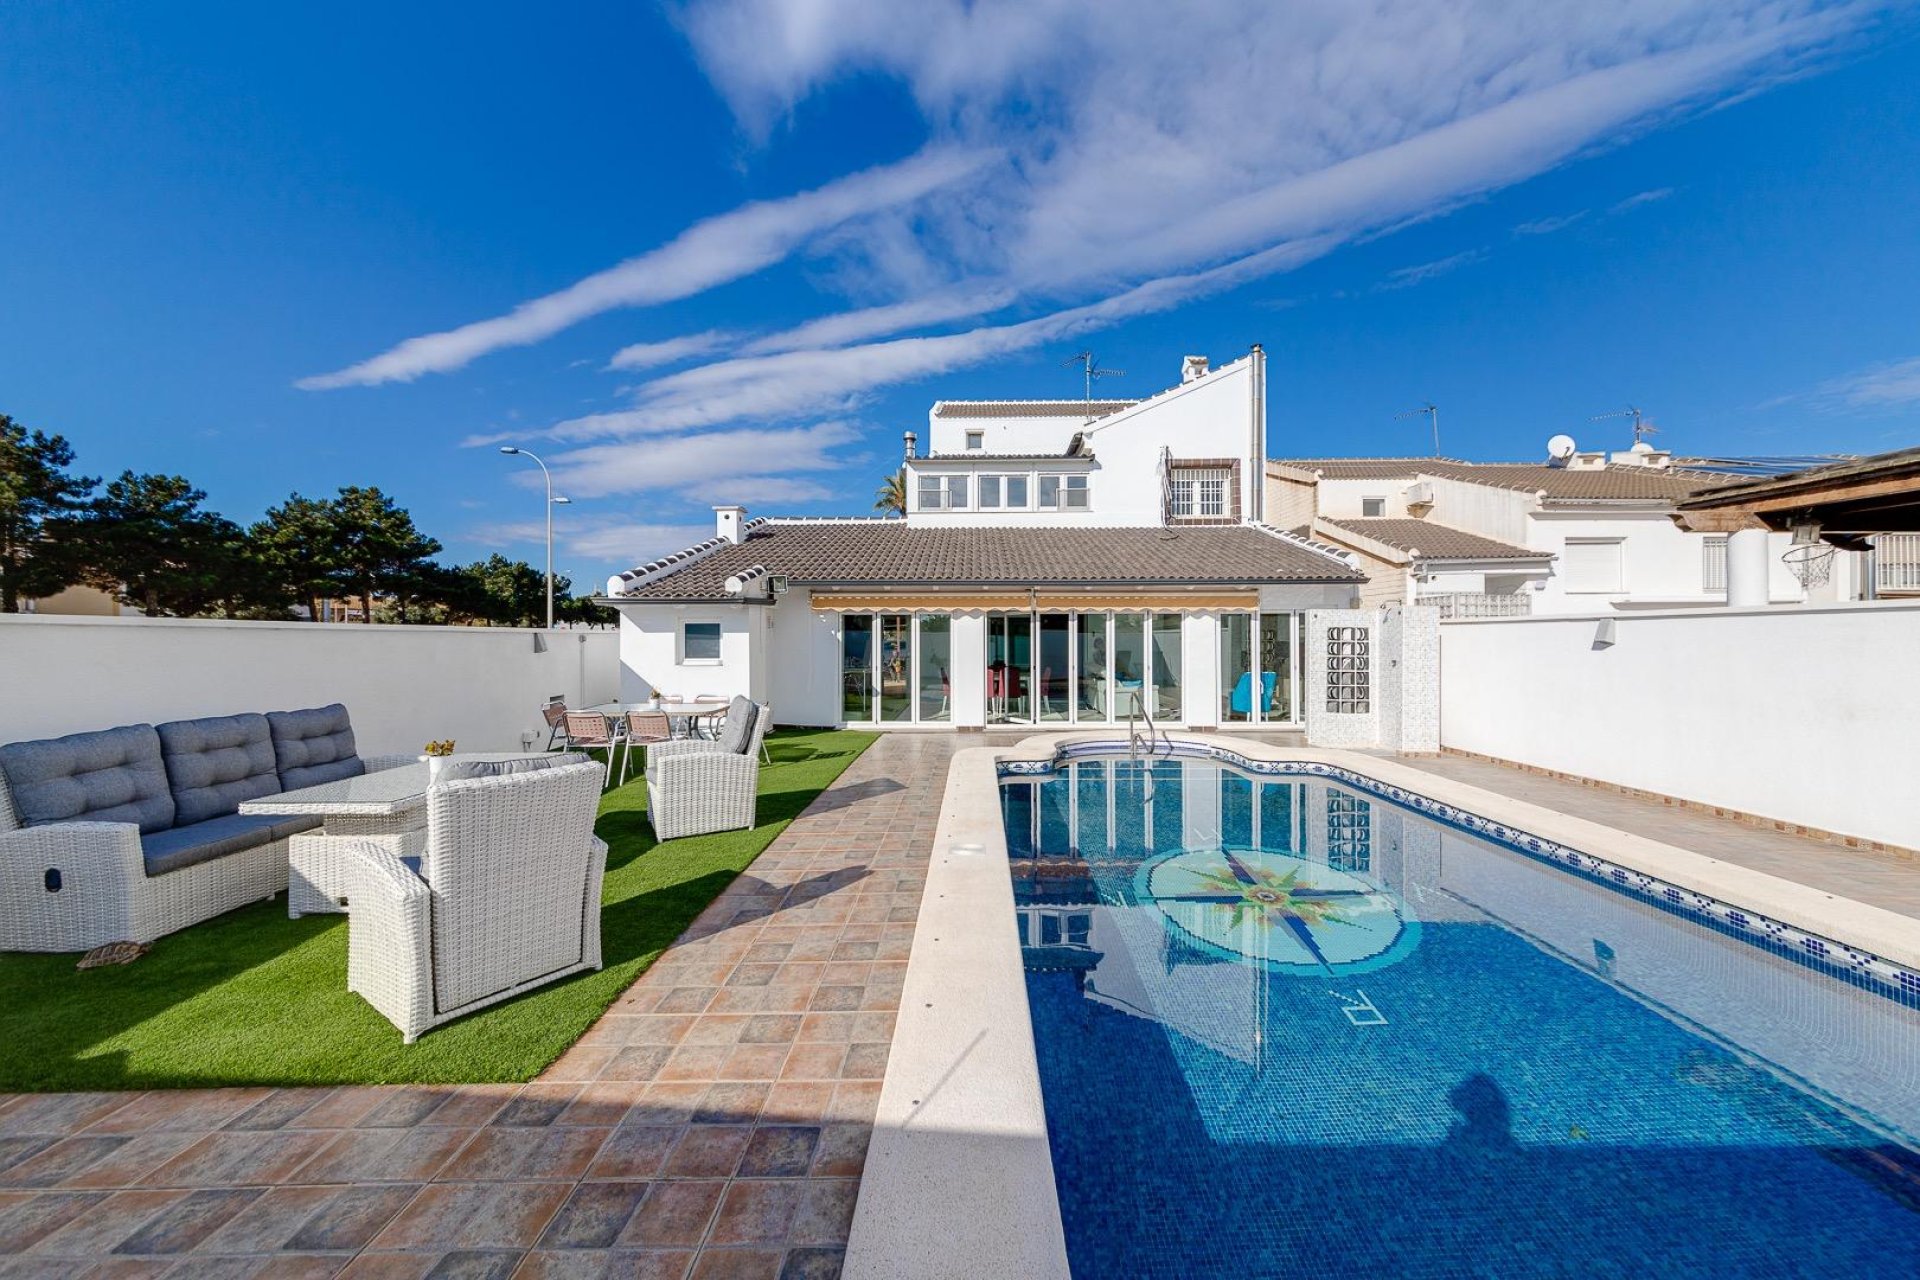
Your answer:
(1063, 351), (1125, 419)
(1591, 404), (1656, 444)
(1395, 402), (1440, 455)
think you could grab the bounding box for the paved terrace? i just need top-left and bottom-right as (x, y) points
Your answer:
(4, 732), (1917, 1280)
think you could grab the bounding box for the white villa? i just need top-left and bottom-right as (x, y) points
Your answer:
(1266, 446), (1845, 616)
(600, 349), (1369, 731)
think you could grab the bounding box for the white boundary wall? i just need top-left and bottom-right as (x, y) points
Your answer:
(0, 615), (618, 757)
(1438, 602), (1920, 848)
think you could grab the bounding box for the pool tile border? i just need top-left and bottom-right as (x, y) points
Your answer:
(1012, 738), (1920, 1004)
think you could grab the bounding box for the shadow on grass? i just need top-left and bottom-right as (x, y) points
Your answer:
(0, 727), (879, 1092)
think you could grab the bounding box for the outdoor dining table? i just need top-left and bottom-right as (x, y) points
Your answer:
(241, 753), (551, 917)
(588, 700), (728, 739)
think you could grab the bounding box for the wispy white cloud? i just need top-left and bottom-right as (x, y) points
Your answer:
(546, 421), (866, 500)
(296, 147), (993, 388)
(606, 329), (736, 371)
(1514, 210), (1589, 236)
(1808, 355), (1920, 410)
(1381, 248), (1487, 290)
(1611, 186), (1676, 213)
(467, 516), (715, 573)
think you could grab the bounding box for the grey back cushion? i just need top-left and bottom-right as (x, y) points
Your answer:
(157, 713), (281, 825)
(268, 704), (365, 791)
(436, 753), (588, 783)
(716, 697), (758, 754)
(0, 724), (176, 833)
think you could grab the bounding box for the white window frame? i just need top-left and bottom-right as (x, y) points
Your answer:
(1170, 466), (1231, 519)
(1563, 538), (1626, 594)
(681, 621), (723, 664)
(1039, 473), (1090, 510)
(1361, 496), (1387, 517)
(917, 473), (971, 510)
(977, 473), (1030, 510)
(1702, 536), (1727, 594)
(964, 430), (985, 451)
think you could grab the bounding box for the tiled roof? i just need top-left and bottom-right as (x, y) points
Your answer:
(919, 451), (1091, 461)
(1315, 518), (1548, 561)
(1271, 457), (1738, 501)
(611, 520), (1359, 601)
(932, 400), (1135, 419)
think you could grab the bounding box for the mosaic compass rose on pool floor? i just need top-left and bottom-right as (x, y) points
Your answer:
(1134, 847), (1420, 975)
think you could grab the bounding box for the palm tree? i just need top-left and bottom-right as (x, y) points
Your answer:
(874, 470), (906, 515)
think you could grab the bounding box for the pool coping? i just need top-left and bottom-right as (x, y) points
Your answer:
(844, 733), (1920, 1278)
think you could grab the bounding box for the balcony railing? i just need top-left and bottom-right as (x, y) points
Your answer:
(1875, 534), (1920, 595)
(1416, 591), (1533, 619)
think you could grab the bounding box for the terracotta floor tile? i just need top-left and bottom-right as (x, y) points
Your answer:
(192, 1184), (339, 1254)
(287, 1089), (387, 1131)
(803, 988), (861, 1014)
(792, 1016), (852, 1045)
(415, 1250), (523, 1279)
(224, 1090), (335, 1133)
(687, 1247), (784, 1280)
(787, 1180), (857, 1247)
(624, 1084), (708, 1129)
(0, 1136), (130, 1188)
(716, 1046), (788, 1083)
(29, 1187), (185, 1254)
(291, 1126), (473, 1184)
(737, 1016), (801, 1047)
(436, 1127), (608, 1182)
(775, 1047), (843, 1083)
(87, 1090), (272, 1137)
(0, 1189), (107, 1252)
(0, 1094), (135, 1138)
(535, 1180), (650, 1250)
(765, 965), (822, 991)
(689, 1086), (767, 1128)
(285, 1184), (424, 1252)
(679, 1015), (749, 1048)
(660, 1127), (749, 1180)
(656, 1046), (731, 1084)
(144, 1131), (334, 1189)
(556, 1082), (642, 1129)
(335, 1251), (439, 1280)
(601, 1046), (675, 1084)
(490, 1085), (579, 1128)
(776, 1245), (846, 1280)
(584, 1126), (681, 1181)
(836, 1046), (888, 1082)
(705, 1182), (799, 1247)
(758, 1085), (832, 1129)
(734, 1129), (816, 1180)
(111, 1187), (261, 1254)
(807, 1126), (868, 1180)
(543, 1046), (618, 1084)
(367, 1181), (568, 1250)
(420, 1088), (516, 1130)
(358, 1088), (458, 1129)
(617, 1180), (724, 1248)
(822, 1085), (880, 1129)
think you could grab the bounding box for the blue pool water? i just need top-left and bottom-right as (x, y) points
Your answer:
(1001, 753), (1920, 1279)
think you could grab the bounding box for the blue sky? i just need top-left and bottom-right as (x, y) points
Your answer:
(4, 1), (1919, 587)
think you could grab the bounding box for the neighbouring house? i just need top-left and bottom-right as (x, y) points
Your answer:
(600, 349), (1368, 730)
(22, 584), (131, 616)
(1265, 441), (1857, 615)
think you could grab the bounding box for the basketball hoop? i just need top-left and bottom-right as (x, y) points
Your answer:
(1782, 542), (1835, 589)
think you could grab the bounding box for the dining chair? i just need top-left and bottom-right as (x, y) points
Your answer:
(620, 711), (673, 787)
(561, 711), (624, 783)
(541, 701), (570, 750)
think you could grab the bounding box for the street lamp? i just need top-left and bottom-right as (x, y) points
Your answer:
(498, 446), (569, 628)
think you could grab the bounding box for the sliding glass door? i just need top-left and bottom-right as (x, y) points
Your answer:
(918, 615), (951, 722)
(843, 612), (951, 724)
(1218, 611), (1302, 725)
(842, 615), (875, 723)
(878, 615), (912, 722)
(987, 614), (1033, 723)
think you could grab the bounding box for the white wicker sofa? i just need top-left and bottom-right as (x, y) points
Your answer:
(0, 704), (407, 953)
(645, 697), (771, 840)
(340, 755), (606, 1042)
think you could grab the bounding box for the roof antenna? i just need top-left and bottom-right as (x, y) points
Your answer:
(1396, 402), (1440, 456)
(1591, 404), (1656, 445)
(1062, 350), (1124, 422)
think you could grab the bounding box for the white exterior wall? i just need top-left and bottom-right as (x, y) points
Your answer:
(1438, 602), (1920, 848)
(1528, 511), (1803, 613)
(766, 595), (842, 727)
(616, 603), (755, 705)
(1314, 476), (1420, 520)
(0, 615), (617, 756)
(911, 355), (1262, 527)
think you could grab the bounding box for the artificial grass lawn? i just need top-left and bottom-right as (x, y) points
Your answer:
(0, 729), (877, 1092)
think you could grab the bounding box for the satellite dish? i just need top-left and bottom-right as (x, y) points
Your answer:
(1547, 434), (1577, 461)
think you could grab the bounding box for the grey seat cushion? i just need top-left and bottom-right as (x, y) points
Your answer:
(139, 812), (320, 877)
(157, 713), (281, 825)
(435, 753), (589, 783)
(268, 704), (365, 791)
(0, 725), (176, 834)
(715, 698), (758, 754)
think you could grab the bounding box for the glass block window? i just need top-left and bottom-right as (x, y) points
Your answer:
(1326, 791), (1372, 872)
(1325, 625), (1370, 714)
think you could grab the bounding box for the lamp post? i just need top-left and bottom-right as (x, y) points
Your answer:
(498, 446), (569, 628)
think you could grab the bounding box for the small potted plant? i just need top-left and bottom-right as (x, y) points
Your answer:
(420, 739), (457, 783)
(645, 688), (665, 710)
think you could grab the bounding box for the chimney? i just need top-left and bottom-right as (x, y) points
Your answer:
(903, 430), (918, 460)
(1181, 354), (1210, 383)
(714, 505), (747, 545)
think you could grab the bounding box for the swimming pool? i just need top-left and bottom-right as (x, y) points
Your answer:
(999, 749), (1920, 1279)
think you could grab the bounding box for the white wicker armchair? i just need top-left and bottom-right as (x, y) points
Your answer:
(645, 699), (772, 840)
(339, 759), (607, 1042)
